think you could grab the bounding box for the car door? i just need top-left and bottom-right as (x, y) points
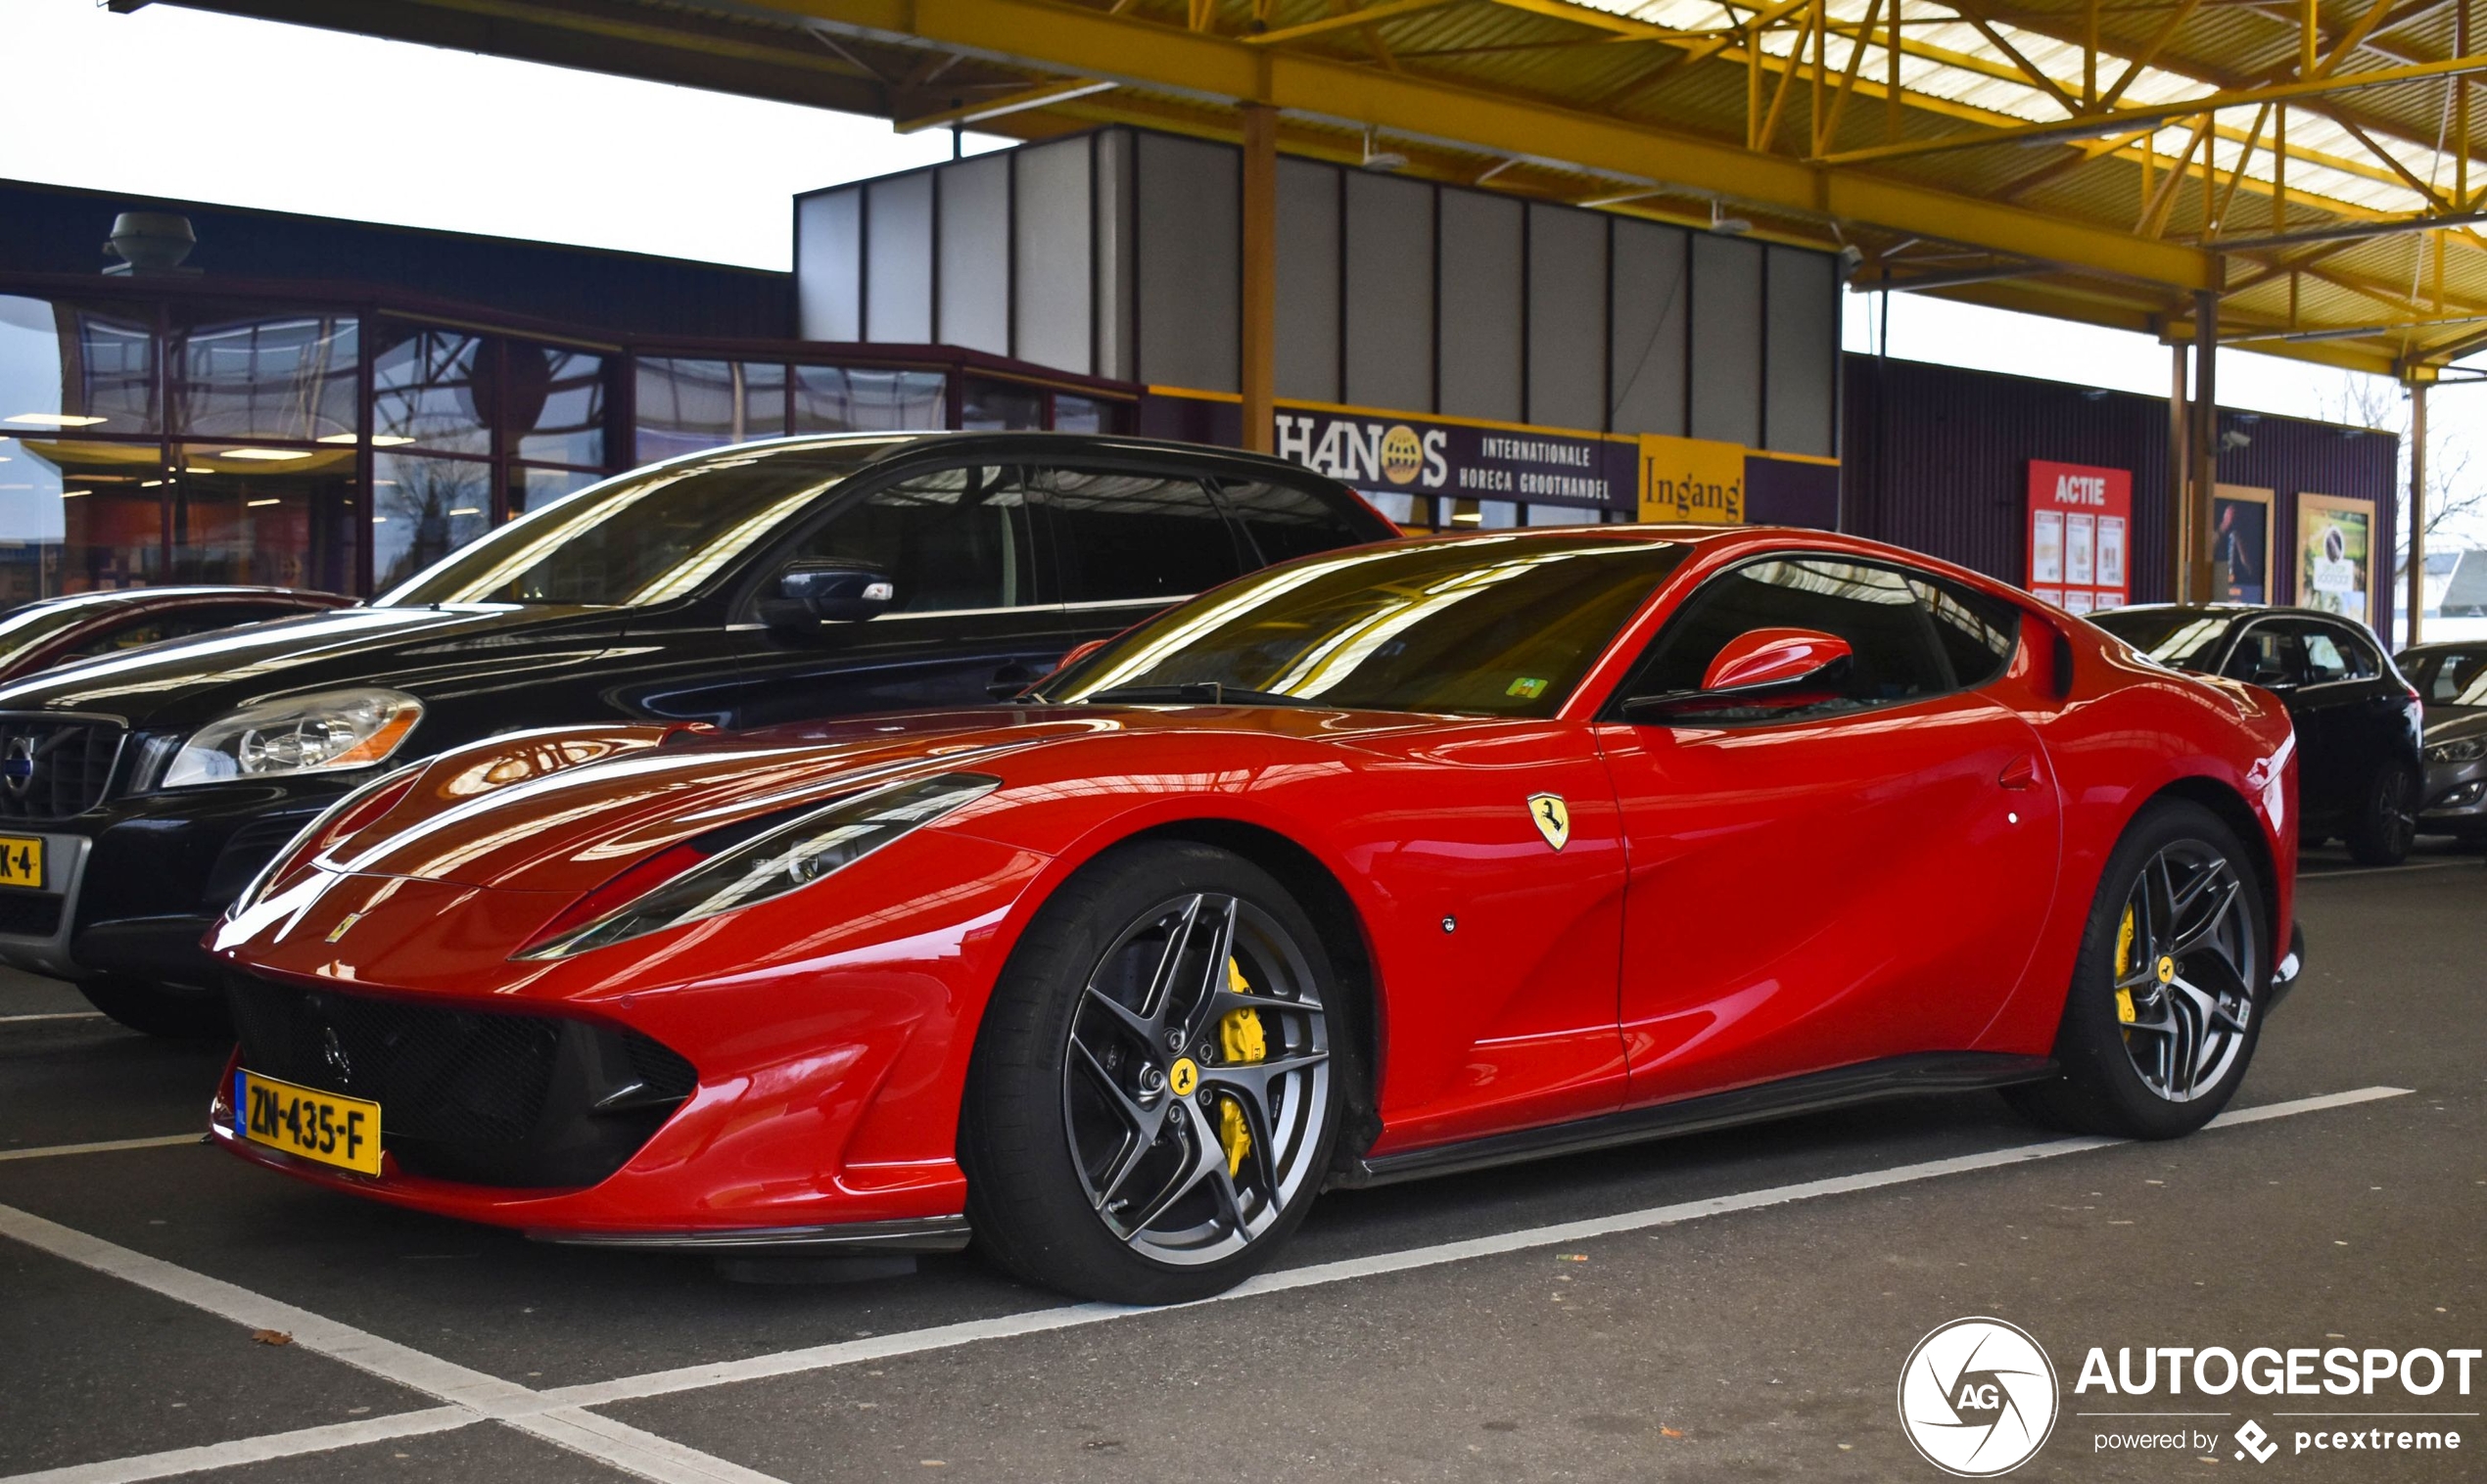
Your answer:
(717, 461), (1071, 727)
(1030, 464), (1249, 654)
(1591, 553), (2063, 1107)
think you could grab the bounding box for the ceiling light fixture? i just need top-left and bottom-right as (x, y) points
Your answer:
(61, 488), (90, 498)
(6, 412), (107, 428)
(447, 506), (483, 516)
(220, 447), (314, 461)
(1359, 126), (1408, 172)
(246, 497), (282, 507)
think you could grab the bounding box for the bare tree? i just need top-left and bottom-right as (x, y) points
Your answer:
(2321, 376), (2487, 587)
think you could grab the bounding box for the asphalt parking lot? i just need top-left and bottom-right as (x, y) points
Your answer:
(4, 843), (2481, 1484)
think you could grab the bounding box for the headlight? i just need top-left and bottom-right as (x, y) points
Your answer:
(2426, 736), (2487, 764)
(162, 688), (423, 789)
(516, 771), (1000, 960)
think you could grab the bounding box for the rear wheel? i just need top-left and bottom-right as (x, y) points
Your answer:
(961, 841), (1342, 1304)
(2006, 801), (2266, 1138)
(2344, 764), (2417, 866)
(76, 975), (233, 1040)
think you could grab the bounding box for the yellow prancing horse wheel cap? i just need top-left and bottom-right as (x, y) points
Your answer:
(1167, 1057), (1200, 1097)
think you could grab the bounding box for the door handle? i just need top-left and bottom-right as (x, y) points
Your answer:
(1998, 754), (2040, 790)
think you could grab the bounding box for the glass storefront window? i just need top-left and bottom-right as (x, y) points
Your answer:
(792, 366), (947, 434)
(373, 451), (493, 592)
(961, 376), (1044, 432)
(169, 447), (354, 593)
(0, 295), (159, 437)
(374, 329), (490, 455)
(513, 465), (603, 517)
(513, 345), (608, 467)
(1054, 393), (1120, 434)
(173, 312), (357, 443)
(636, 358), (731, 462)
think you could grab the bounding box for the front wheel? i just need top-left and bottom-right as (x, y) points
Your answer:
(961, 841), (1343, 1304)
(2344, 764), (2417, 866)
(2007, 801), (2267, 1139)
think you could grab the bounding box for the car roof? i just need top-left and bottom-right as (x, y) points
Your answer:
(8, 585), (333, 614)
(689, 429), (1372, 489)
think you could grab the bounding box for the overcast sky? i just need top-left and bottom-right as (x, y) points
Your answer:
(3, 0), (2476, 551)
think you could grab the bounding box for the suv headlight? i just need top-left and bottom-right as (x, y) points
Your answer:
(517, 771), (999, 959)
(2425, 736), (2486, 764)
(162, 688), (424, 789)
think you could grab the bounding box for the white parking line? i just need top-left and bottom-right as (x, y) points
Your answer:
(0, 1135), (200, 1164)
(2301, 859), (2477, 878)
(0, 1011), (106, 1025)
(0, 1204), (789, 1484)
(0, 1084), (2415, 1484)
(8, 1410), (474, 1484)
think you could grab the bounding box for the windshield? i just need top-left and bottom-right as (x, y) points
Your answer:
(1044, 534), (1686, 718)
(2089, 608), (2234, 670)
(376, 440), (909, 607)
(0, 600), (111, 672)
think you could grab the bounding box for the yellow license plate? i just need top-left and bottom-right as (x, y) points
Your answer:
(235, 1070), (382, 1175)
(0, 835), (44, 890)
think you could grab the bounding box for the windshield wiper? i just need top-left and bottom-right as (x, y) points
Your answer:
(1079, 682), (1319, 708)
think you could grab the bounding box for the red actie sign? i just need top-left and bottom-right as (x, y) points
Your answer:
(2026, 459), (2133, 615)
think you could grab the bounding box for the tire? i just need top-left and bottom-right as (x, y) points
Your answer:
(2005, 800), (2268, 1139)
(960, 841), (1347, 1304)
(76, 975), (234, 1040)
(2344, 764), (2417, 866)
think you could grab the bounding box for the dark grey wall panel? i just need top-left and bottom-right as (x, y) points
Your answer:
(1343, 171), (1434, 414)
(795, 187), (863, 343)
(1135, 131), (1240, 392)
(1608, 216), (1687, 437)
(1436, 190), (1523, 422)
(865, 172), (933, 344)
(1765, 245), (1836, 456)
(1526, 203), (1607, 431)
(937, 154), (1009, 356)
(1013, 138), (1092, 373)
(1275, 158), (1341, 404)
(1689, 234), (1761, 446)
(1095, 129), (1135, 382)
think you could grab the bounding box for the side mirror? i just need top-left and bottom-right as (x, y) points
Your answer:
(759, 560), (895, 629)
(1620, 626), (1854, 723)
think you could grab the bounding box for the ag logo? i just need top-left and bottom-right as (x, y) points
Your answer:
(1526, 793), (1569, 852)
(1380, 424), (1425, 485)
(1898, 1317), (2058, 1476)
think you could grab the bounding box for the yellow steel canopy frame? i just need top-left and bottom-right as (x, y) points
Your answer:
(162, 0), (2487, 376)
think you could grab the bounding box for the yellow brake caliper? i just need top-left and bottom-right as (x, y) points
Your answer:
(2113, 904), (2138, 1025)
(1217, 957), (1266, 1176)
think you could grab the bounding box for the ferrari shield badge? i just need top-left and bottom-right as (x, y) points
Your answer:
(1526, 794), (1570, 852)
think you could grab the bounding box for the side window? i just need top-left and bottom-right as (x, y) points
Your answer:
(1906, 574), (2022, 689)
(778, 465), (1036, 613)
(2298, 627), (2353, 684)
(2324, 627), (2380, 679)
(2222, 627), (2302, 687)
(1038, 468), (1243, 605)
(1618, 556), (1950, 721)
(1218, 480), (1379, 567)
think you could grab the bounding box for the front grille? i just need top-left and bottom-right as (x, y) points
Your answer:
(228, 977), (697, 1188)
(0, 716), (124, 822)
(0, 892), (63, 938)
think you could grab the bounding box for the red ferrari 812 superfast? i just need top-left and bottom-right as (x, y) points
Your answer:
(208, 526), (2301, 1303)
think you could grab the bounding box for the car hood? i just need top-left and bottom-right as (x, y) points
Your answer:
(2424, 710), (2487, 747)
(321, 704), (1440, 897)
(0, 603), (626, 730)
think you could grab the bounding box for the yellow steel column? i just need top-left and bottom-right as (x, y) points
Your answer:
(1241, 103), (1279, 455)
(2409, 378), (2428, 646)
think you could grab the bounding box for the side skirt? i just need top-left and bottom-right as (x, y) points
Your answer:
(1337, 1052), (2057, 1189)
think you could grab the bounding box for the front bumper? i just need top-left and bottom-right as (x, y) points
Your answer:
(2267, 920), (2308, 1010)
(0, 777), (348, 986)
(2417, 757), (2487, 837)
